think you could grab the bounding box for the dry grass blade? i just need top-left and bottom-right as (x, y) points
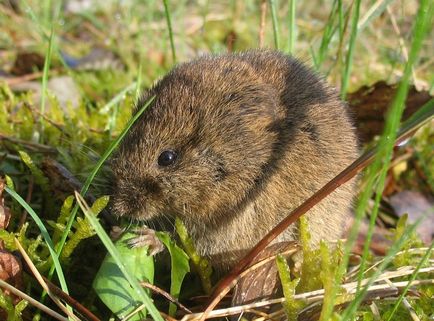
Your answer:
(182, 279), (433, 321)
(200, 97), (433, 320)
(346, 247), (431, 280)
(75, 191), (164, 321)
(0, 279), (68, 321)
(14, 238), (81, 321)
(383, 279), (420, 321)
(182, 263), (434, 321)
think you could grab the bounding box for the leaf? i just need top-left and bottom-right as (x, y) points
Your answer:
(18, 151), (49, 193)
(156, 231), (190, 316)
(347, 81), (432, 143)
(233, 242), (298, 306)
(0, 179), (11, 231)
(93, 232), (155, 320)
(62, 196), (109, 259)
(175, 217), (212, 294)
(0, 250), (23, 305)
(296, 217), (322, 292)
(276, 254), (304, 320)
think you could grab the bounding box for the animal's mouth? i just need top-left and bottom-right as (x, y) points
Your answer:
(109, 196), (157, 221)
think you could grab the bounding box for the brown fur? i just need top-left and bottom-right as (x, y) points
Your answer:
(110, 50), (358, 271)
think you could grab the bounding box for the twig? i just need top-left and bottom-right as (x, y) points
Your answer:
(23, 102), (66, 133)
(2, 71), (45, 86)
(200, 108), (433, 320)
(140, 281), (192, 314)
(0, 133), (57, 153)
(15, 238), (80, 321)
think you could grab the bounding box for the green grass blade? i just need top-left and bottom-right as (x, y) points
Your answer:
(338, 0), (344, 39)
(47, 96), (155, 279)
(75, 193), (163, 321)
(163, 0), (177, 63)
(287, 0), (296, 54)
(20, 0), (49, 39)
(341, 218), (424, 320)
(323, 0), (433, 319)
(4, 187), (69, 295)
(269, 0), (280, 50)
(358, 0), (395, 32)
(39, 25), (55, 143)
(340, 0), (361, 99)
(356, 0), (433, 292)
(99, 82), (137, 114)
(316, 0), (338, 68)
(385, 241), (434, 321)
(399, 99), (433, 138)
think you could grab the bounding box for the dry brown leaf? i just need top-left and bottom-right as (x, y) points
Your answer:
(0, 179), (11, 231)
(0, 250), (24, 304)
(348, 81), (432, 143)
(232, 242), (296, 307)
(10, 52), (45, 76)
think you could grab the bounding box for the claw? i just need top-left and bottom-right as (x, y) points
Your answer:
(127, 226), (165, 256)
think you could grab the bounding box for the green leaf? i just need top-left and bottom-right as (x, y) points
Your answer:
(53, 95), (156, 279)
(77, 193), (163, 321)
(93, 232), (155, 320)
(4, 187), (69, 294)
(62, 196), (109, 260)
(18, 151), (49, 193)
(276, 255), (304, 320)
(175, 217), (212, 294)
(18, 151), (54, 214)
(156, 231), (190, 316)
(297, 217), (322, 292)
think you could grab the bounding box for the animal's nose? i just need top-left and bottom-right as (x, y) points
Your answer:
(140, 177), (162, 196)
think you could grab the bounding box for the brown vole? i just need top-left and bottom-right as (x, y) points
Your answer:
(110, 50), (358, 271)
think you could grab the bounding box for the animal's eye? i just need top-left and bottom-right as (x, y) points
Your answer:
(157, 150), (178, 167)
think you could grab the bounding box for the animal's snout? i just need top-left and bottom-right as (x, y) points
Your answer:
(140, 177), (162, 196)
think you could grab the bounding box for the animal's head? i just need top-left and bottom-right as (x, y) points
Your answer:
(110, 55), (281, 226)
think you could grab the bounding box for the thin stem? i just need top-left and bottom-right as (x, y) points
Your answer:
(341, 0), (361, 99)
(163, 0), (177, 63)
(269, 0), (280, 50)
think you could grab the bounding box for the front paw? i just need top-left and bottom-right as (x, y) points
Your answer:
(127, 226), (165, 256)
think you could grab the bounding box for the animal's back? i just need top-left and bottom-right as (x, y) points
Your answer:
(182, 51), (358, 269)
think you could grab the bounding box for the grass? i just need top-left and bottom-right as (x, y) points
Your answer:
(287, 0), (296, 54)
(340, 0), (361, 100)
(269, 0), (281, 50)
(163, 0), (177, 64)
(324, 1), (434, 319)
(76, 192), (163, 321)
(50, 95), (155, 277)
(0, 0), (433, 320)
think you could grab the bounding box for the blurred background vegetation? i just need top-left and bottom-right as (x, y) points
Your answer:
(0, 0), (432, 320)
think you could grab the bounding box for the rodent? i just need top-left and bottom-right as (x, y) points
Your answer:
(110, 49), (358, 272)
